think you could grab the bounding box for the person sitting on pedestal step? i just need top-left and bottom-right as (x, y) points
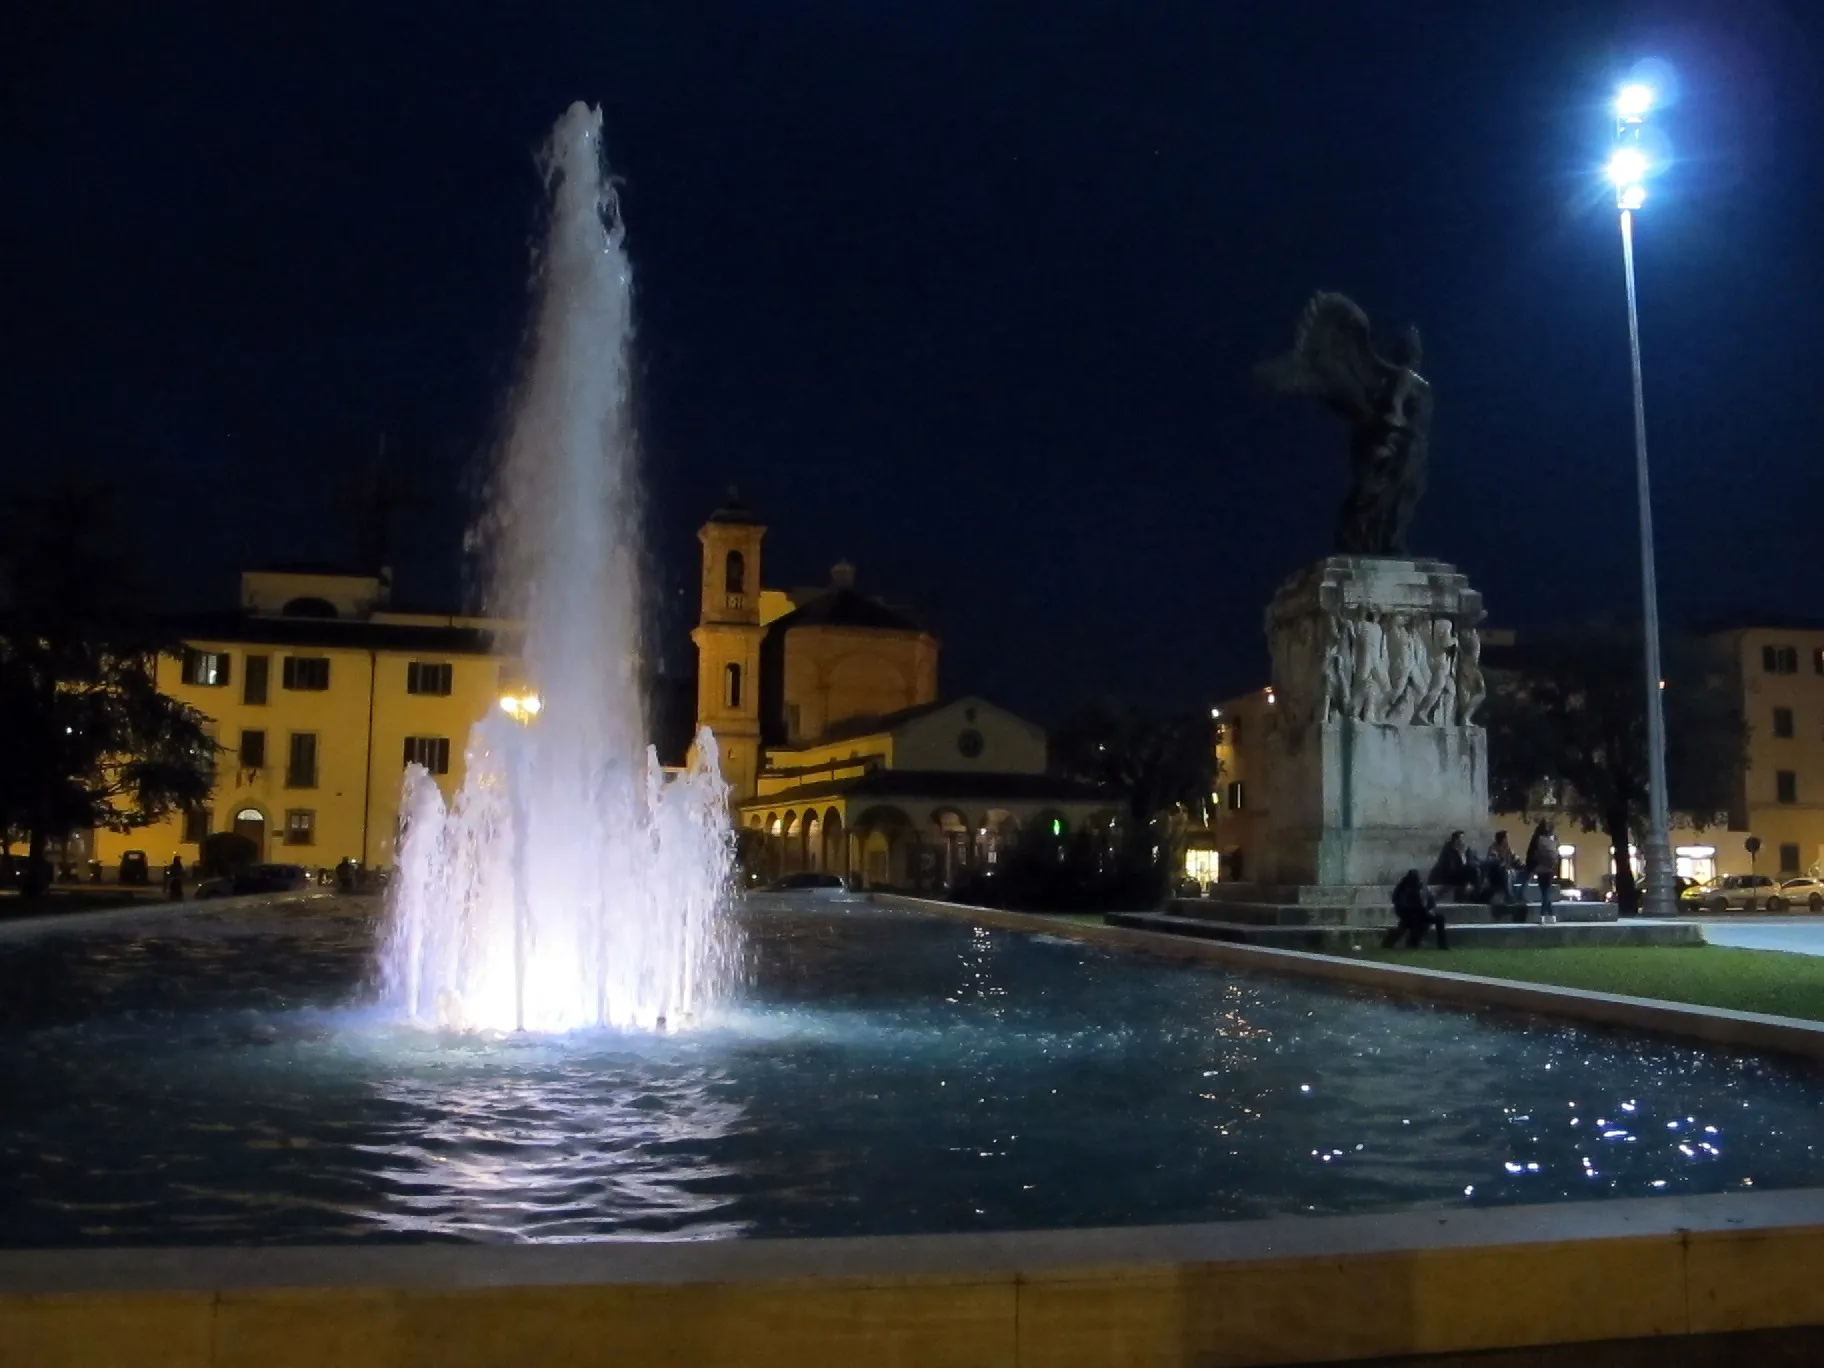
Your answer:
(1384, 869), (1449, 950)
(1484, 830), (1519, 916)
(1428, 830), (1482, 900)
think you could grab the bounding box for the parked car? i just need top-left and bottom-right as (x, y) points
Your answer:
(195, 863), (313, 899)
(766, 871), (853, 898)
(1678, 873), (1780, 912)
(118, 850), (150, 886)
(1767, 877), (1824, 913)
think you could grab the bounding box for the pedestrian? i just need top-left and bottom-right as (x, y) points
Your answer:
(1523, 821), (1557, 924)
(165, 854), (186, 902)
(1383, 869), (1448, 950)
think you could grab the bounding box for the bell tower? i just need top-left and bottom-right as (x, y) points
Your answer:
(690, 490), (766, 801)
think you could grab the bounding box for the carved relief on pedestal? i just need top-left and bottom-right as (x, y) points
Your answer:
(1267, 561), (1484, 734)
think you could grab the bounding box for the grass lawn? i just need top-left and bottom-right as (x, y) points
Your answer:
(1363, 945), (1824, 1022)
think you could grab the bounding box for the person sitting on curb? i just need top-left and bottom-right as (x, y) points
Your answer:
(1384, 869), (1448, 950)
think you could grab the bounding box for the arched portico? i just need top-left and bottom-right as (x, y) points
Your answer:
(851, 804), (914, 889)
(821, 807), (847, 878)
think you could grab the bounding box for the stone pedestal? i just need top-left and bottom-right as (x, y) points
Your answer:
(1261, 556), (1488, 888)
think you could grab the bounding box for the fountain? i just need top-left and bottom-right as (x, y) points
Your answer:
(378, 103), (736, 1034)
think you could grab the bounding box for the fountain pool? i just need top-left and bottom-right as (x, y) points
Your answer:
(2, 894), (1822, 1247)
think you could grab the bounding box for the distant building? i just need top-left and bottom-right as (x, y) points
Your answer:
(1194, 622), (1824, 891)
(1704, 620), (1824, 879)
(87, 566), (520, 873)
(690, 495), (1111, 888)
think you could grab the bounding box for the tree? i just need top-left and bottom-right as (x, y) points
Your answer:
(0, 484), (217, 895)
(1483, 624), (1746, 914)
(1051, 698), (1217, 902)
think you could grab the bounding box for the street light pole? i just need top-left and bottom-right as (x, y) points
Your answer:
(1610, 84), (1676, 918)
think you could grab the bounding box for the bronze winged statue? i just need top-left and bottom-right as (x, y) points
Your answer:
(1257, 292), (1431, 556)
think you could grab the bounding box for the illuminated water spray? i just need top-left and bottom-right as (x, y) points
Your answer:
(379, 103), (736, 1033)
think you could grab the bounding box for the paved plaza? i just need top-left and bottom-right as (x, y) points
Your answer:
(1693, 916), (1824, 957)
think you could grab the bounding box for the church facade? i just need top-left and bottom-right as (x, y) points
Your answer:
(690, 495), (1110, 889)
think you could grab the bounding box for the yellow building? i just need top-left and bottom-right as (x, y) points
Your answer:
(1710, 622), (1824, 878)
(89, 566), (518, 874)
(690, 497), (1111, 889)
(690, 491), (938, 802)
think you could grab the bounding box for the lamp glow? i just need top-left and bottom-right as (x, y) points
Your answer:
(498, 692), (544, 722)
(1619, 183), (1647, 210)
(1608, 146), (1649, 187)
(1615, 84), (1654, 119)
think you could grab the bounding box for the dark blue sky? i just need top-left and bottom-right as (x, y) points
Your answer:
(7, 1), (1823, 721)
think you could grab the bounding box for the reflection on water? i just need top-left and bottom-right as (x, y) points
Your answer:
(1, 897), (1822, 1247)
(350, 1030), (747, 1241)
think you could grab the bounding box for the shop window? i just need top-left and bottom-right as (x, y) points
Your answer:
(1779, 843), (1801, 875)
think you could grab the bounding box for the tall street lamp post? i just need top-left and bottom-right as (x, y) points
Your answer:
(1608, 82), (1676, 918)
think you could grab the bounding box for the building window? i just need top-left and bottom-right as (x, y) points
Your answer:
(1226, 780), (1245, 811)
(407, 661), (454, 696)
(181, 649), (231, 687)
(240, 728), (267, 769)
(243, 653), (270, 705)
(1815, 647), (1824, 675)
(402, 735), (451, 775)
(1780, 843), (1802, 875)
(1763, 645), (1799, 674)
(1776, 770), (1798, 804)
(286, 733), (319, 789)
(282, 656), (331, 691)
(725, 549), (746, 596)
(724, 662), (742, 709)
(182, 808), (210, 845)
(1228, 716), (1243, 746)
(785, 702), (803, 739)
(1774, 706), (1795, 739)
(284, 810), (316, 846)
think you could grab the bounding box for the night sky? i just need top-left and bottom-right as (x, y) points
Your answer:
(7, 2), (1823, 722)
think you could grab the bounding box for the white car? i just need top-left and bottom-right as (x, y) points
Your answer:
(1767, 877), (1824, 913)
(1680, 874), (1781, 913)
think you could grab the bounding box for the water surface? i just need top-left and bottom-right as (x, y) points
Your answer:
(0, 896), (1816, 1246)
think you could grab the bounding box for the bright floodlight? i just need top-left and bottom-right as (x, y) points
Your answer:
(1608, 146), (1649, 187)
(498, 691), (544, 722)
(1616, 84), (1654, 119)
(1619, 184), (1647, 211)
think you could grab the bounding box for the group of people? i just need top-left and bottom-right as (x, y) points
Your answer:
(1385, 821), (1562, 950)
